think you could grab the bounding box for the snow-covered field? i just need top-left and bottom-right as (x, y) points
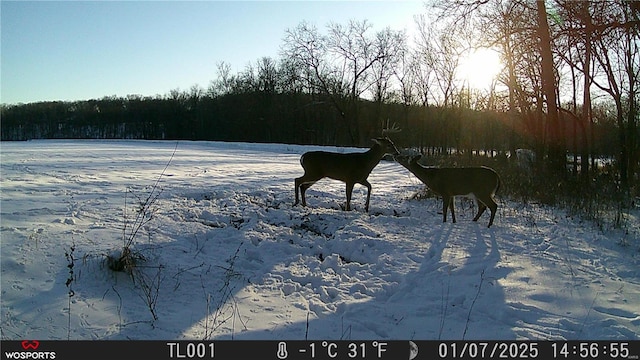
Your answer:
(1, 140), (638, 341)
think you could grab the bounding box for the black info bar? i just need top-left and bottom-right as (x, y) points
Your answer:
(1, 340), (638, 360)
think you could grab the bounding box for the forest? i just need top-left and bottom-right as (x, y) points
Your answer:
(1, 0), (638, 226)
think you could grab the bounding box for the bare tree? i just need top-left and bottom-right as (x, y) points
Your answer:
(552, 0), (596, 180)
(325, 19), (389, 143)
(281, 21), (328, 96)
(589, 0), (639, 186)
(281, 19), (405, 145)
(430, 0), (573, 173)
(474, 0), (536, 160)
(209, 61), (236, 97)
(276, 57), (305, 94)
(256, 57), (278, 94)
(410, 32), (436, 107)
(370, 27), (407, 103)
(415, 15), (462, 108)
(414, 14), (466, 155)
(536, 0), (565, 174)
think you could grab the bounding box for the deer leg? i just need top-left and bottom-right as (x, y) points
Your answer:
(300, 182), (316, 207)
(345, 182), (355, 211)
(362, 180), (372, 212)
(449, 196), (456, 223)
(474, 196), (497, 227)
(442, 196), (450, 223)
(294, 178), (302, 206)
(296, 171), (321, 207)
(473, 200), (487, 222)
(487, 197), (498, 228)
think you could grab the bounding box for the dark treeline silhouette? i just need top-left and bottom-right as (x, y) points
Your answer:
(0, 89), (620, 159)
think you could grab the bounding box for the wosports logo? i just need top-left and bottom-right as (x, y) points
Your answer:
(3, 340), (56, 359)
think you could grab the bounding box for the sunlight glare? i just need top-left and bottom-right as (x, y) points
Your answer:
(458, 48), (503, 90)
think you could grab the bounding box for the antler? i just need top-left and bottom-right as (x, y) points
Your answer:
(381, 119), (402, 138)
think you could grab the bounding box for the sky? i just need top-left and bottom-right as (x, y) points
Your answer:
(1, 1), (427, 105)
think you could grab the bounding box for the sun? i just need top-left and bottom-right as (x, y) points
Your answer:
(458, 48), (503, 90)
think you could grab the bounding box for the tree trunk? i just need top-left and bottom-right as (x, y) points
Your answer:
(581, 1), (592, 181)
(536, 0), (565, 175)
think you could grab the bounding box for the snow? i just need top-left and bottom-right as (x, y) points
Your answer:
(1, 140), (638, 341)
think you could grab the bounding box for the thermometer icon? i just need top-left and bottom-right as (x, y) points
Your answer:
(277, 342), (288, 359)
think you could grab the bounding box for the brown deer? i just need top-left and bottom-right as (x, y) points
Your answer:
(294, 137), (400, 212)
(395, 154), (501, 227)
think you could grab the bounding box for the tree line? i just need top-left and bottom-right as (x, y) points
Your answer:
(1, 0), (638, 189)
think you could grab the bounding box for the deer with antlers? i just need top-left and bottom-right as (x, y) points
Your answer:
(294, 123), (401, 212)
